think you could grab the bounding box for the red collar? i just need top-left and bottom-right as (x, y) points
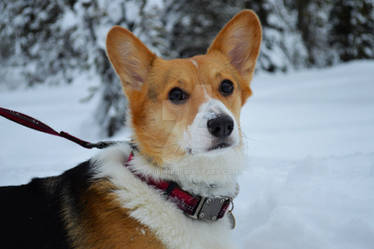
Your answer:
(124, 152), (232, 221)
(0, 107), (231, 222)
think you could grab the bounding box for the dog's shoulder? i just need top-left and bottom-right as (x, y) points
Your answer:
(0, 160), (93, 249)
(0, 144), (165, 249)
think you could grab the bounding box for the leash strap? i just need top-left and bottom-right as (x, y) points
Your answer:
(0, 106), (113, 149)
(1, 106), (233, 222)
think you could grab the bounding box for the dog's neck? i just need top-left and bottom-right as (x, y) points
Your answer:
(128, 144), (245, 198)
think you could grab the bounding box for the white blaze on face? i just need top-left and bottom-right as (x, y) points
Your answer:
(182, 97), (240, 154)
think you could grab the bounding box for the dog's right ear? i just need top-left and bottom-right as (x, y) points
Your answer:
(106, 26), (155, 92)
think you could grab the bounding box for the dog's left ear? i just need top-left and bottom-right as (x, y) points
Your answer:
(106, 26), (156, 93)
(208, 10), (262, 83)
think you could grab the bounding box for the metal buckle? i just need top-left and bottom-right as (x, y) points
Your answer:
(187, 196), (231, 221)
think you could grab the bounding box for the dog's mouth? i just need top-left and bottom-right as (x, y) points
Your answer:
(208, 142), (231, 151)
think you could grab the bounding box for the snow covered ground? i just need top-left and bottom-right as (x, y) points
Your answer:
(1, 61), (374, 249)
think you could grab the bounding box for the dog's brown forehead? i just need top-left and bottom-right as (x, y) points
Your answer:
(147, 58), (198, 97)
(147, 54), (233, 99)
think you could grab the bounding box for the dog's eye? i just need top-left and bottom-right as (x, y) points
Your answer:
(219, 79), (234, 96)
(168, 87), (189, 104)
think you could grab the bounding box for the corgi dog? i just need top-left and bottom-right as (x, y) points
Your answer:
(0, 10), (261, 249)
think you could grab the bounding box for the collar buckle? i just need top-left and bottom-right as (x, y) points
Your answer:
(187, 196), (231, 221)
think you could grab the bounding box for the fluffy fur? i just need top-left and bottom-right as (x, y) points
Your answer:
(93, 142), (238, 249)
(0, 9), (262, 249)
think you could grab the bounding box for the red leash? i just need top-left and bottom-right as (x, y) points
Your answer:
(0, 106), (113, 149)
(1, 106), (233, 223)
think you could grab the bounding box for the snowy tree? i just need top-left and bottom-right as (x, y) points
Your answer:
(0, 0), (168, 136)
(161, 0), (308, 72)
(245, 0), (308, 72)
(1, 0), (374, 136)
(328, 0), (374, 62)
(0, 0), (77, 86)
(285, 0), (334, 66)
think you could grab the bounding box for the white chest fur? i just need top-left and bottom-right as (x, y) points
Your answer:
(93, 143), (241, 249)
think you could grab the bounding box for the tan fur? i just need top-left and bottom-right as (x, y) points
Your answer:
(103, 10), (262, 247)
(63, 180), (165, 249)
(208, 10), (262, 85)
(106, 10), (262, 167)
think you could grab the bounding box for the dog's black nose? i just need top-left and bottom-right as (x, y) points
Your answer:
(207, 115), (234, 138)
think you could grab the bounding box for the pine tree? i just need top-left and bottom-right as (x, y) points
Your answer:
(288, 0), (332, 66)
(0, 0), (169, 136)
(244, 0), (308, 72)
(328, 0), (374, 62)
(2, 0), (373, 136)
(0, 0), (75, 85)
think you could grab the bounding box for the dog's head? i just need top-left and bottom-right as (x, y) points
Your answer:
(106, 10), (261, 166)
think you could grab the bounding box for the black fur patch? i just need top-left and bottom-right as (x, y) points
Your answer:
(0, 160), (94, 249)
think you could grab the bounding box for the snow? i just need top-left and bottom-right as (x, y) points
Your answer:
(1, 60), (374, 248)
(60, 8), (78, 30)
(236, 60), (374, 249)
(0, 81), (101, 184)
